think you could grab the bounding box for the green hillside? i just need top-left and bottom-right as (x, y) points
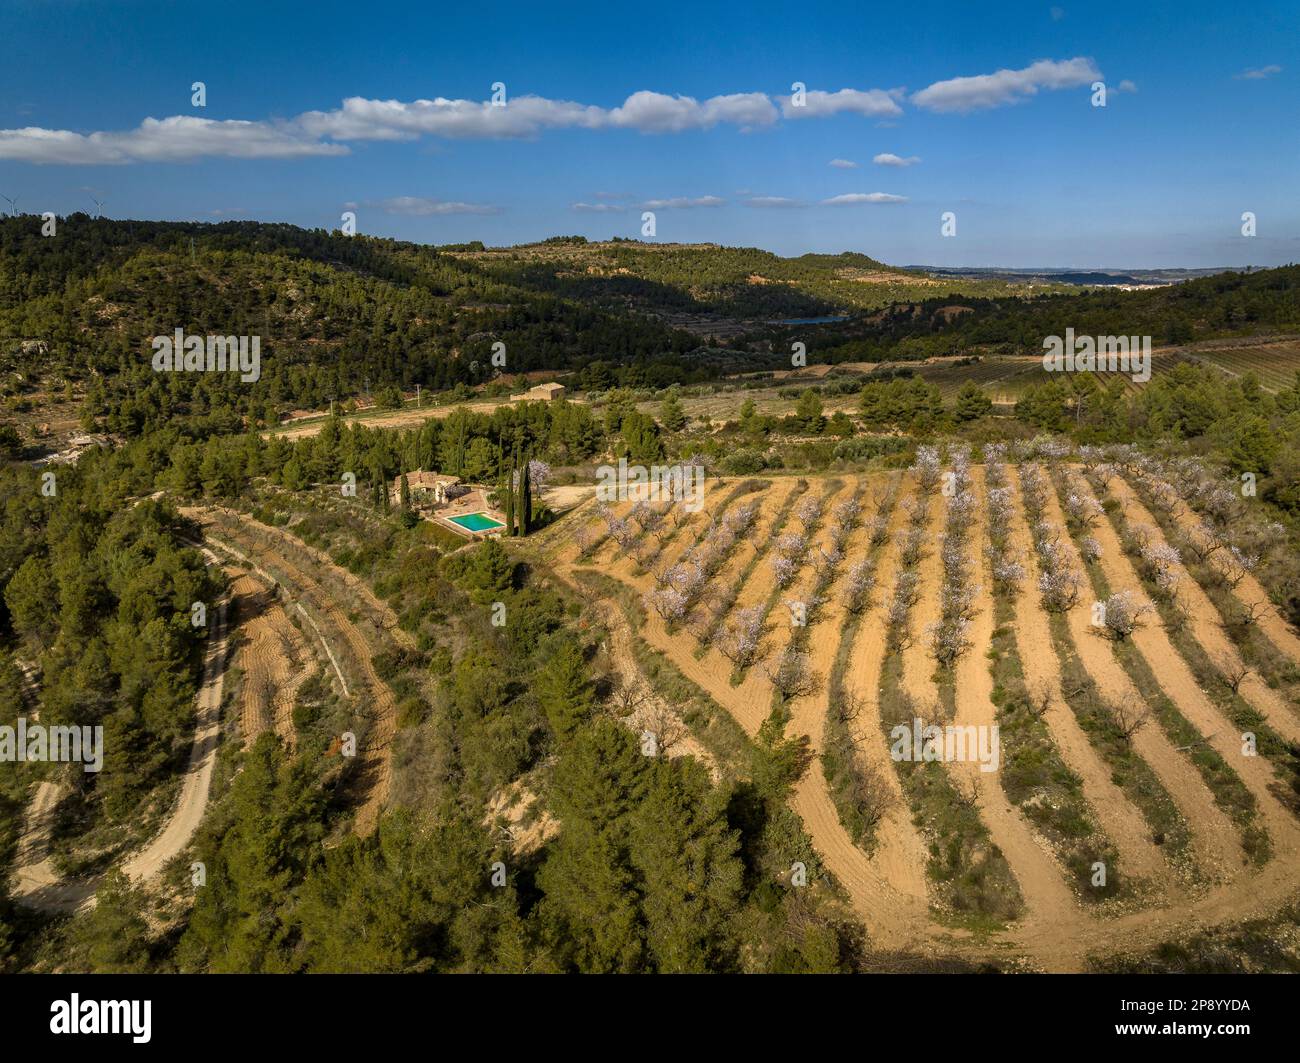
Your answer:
(1, 217), (1297, 441)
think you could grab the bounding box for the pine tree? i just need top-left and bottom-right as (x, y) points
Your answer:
(535, 640), (596, 741)
(74, 870), (154, 973)
(399, 470), (410, 513)
(659, 392), (687, 431)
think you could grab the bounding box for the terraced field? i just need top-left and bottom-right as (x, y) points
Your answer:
(228, 573), (315, 751)
(187, 507), (411, 836)
(917, 335), (1300, 401)
(544, 456), (1300, 970)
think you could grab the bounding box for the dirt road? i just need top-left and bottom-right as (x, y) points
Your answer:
(122, 594), (230, 884)
(12, 566), (232, 913)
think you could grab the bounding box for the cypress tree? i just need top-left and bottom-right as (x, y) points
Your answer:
(519, 455), (532, 536)
(509, 441), (521, 536)
(503, 463), (515, 533)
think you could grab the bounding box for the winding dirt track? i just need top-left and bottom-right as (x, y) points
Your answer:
(121, 588), (230, 884)
(782, 476), (934, 947)
(1068, 476), (1300, 860)
(898, 490), (944, 719)
(1143, 476), (1300, 668)
(1030, 469), (1244, 879)
(837, 475), (932, 911)
(1002, 474), (1170, 887)
(563, 467), (1300, 969)
(954, 469), (1078, 964)
(1106, 477), (1300, 746)
(12, 506), (416, 914)
(11, 562), (232, 914)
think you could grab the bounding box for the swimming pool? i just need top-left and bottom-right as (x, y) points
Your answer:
(447, 512), (506, 533)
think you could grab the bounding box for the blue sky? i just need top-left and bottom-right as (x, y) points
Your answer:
(1, 0), (1296, 267)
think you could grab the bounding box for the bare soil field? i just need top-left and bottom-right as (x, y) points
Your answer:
(268, 395), (584, 441)
(229, 573), (315, 749)
(550, 464), (1300, 970)
(187, 507), (403, 835)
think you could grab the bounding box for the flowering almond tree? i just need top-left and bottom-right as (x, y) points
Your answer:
(1065, 491), (1104, 528)
(1037, 553), (1083, 612)
(770, 552), (799, 590)
(644, 585), (689, 623)
(1101, 589), (1152, 640)
(887, 571), (919, 627)
(766, 646), (818, 700)
(714, 605), (764, 667)
(843, 559), (877, 614)
(1223, 545), (1260, 589)
(928, 614), (972, 667)
(990, 550), (1026, 592)
(1139, 541), (1183, 598)
(833, 495), (862, 528)
(775, 531), (808, 557)
(794, 494), (824, 531)
(912, 445), (942, 492)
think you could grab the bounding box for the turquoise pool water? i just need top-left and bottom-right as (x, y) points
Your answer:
(448, 512), (505, 532)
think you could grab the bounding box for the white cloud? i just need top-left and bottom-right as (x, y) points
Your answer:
(295, 95), (606, 140)
(822, 192), (907, 205)
(640, 196), (725, 209)
(780, 88), (904, 119)
(372, 196), (500, 216)
(611, 91), (777, 132)
(1116, 79), (1138, 93)
(873, 152), (921, 167)
(1235, 64), (1282, 80)
(743, 196), (804, 208)
(0, 115), (346, 164)
(299, 90), (778, 140)
(571, 201), (627, 213)
(912, 57), (1101, 113)
(0, 63), (1119, 165)
(0, 88), (810, 164)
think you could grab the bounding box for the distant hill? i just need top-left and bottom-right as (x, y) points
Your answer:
(445, 238), (1068, 318)
(0, 217), (1296, 438)
(905, 265), (1245, 287)
(0, 218), (1043, 434)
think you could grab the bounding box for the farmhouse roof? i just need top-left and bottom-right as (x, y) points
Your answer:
(400, 471), (462, 488)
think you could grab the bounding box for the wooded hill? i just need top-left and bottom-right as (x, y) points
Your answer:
(1, 217), (1296, 436)
(439, 238), (1032, 316)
